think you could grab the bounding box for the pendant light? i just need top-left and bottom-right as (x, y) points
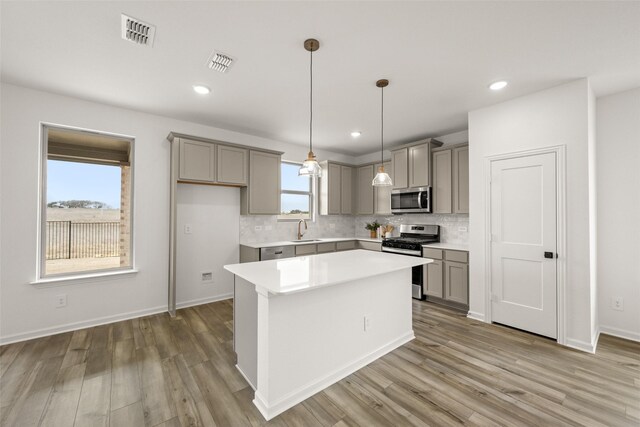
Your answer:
(298, 38), (322, 177)
(372, 79), (393, 186)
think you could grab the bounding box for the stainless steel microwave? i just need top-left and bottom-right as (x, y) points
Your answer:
(391, 187), (432, 214)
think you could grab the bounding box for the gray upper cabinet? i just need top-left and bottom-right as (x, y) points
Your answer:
(241, 150), (281, 215)
(319, 162), (353, 215)
(217, 145), (248, 185)
(179, 139), (216, 182)
(432, 150), (453, 213)
(453, 145), (469, 213)
(431, 144), (469, 214)
(356, 165), (374, 215)
(391, 148), (408, 189)
(373, 161), (392, 215)
(341, 166), (353, 214)
(408, 144), (430, 188)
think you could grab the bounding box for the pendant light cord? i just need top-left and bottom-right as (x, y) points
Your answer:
(380, 85), (384, 164)
(309, 48), (313, 154)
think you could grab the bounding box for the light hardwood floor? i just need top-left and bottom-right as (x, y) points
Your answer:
(1, 300), (638, 426)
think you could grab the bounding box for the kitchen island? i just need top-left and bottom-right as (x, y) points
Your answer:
(224, 249), (431, 420)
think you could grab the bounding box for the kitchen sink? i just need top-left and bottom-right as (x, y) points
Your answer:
(291, 239), (322, 243)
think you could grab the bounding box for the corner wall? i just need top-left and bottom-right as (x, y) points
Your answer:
(596, 88), (640, 341)
(468, 79), (596, 350)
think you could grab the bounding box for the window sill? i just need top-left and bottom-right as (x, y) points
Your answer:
(30, 268), (138, 286)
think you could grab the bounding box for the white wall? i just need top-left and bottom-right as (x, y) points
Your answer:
(468, 79), (596, 351)
(596, 88), (640, 341)
(176, 184), (239, 308)
(0, 83), (354, 343)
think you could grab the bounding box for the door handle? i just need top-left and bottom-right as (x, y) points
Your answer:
(544, 252), (557, 259)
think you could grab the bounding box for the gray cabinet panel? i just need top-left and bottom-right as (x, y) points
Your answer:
(179, 139), (215, 182)
(336, 241), (356, 251)
(356, 165), (374, 215)
(295, 244), (317, 256)
(409, 144), (430, 188)
(217, 145), (248, 185)
(453, 146), (469, 214)
(327, 163), (342, 215)
(391, 148), (408, 189)
(432, 150), (452, 214)
(445, 261), (468, 305)
(317, 242), (336, 253)
(424, 260), (443, 298)
(341, 166), (353, 214)
(243, 151), (281, 215)
(357, 241), (381, 251)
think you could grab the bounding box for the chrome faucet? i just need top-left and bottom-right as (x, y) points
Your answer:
(297, 219), (308, 240)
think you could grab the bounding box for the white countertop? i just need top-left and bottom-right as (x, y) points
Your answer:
(225, 249), (430, 295)
(422, 242), (469, 252)
(240, 237), (384, 249)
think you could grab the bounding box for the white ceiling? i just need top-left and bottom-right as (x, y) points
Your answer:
(2, 1), (639, 155)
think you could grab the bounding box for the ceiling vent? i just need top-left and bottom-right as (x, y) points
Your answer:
(121, 14), (156, 47)
(207, 51), (235, 73)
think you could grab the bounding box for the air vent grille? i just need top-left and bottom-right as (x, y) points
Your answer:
(121, 14), (156, 46)
(207, 52), (234, 73)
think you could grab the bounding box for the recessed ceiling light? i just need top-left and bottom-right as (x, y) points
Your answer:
(489, 81), (508, 91)
(351, 131), (362, 138)
(192, 85), (211, 95)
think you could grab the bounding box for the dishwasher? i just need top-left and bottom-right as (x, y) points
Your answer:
(260, 246), (295, 260)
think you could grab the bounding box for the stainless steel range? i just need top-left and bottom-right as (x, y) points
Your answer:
(382, 224), (440, 299)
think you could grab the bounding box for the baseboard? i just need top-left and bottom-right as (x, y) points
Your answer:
(175, 293), (233, 310)
(565, 336), (598, 354)
(599, 325), (640, 343)
(0, 305), (167, 345)
(467, 311), (486, 322)
(252, 331), (415, 421)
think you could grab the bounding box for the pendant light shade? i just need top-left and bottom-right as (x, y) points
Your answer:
(373, 79), (393, 187)
(299, 38), (322, 177)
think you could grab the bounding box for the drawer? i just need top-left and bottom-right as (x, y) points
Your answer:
(295, 244), (317, 256)
(445, 250), (468, 263)
(317, 242), (336, 253)
(422, 248), (443, 260)
(336, 241), (356, 251)
(358, 241), (381, 252)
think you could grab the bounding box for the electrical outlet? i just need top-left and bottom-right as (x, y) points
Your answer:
(55, 294), (67, 308)
(458, 226), (468, 232)
(184, 224), (192, 234)
(612, 297), (624, 311)
(254, 226), (262, 231)
(201, 272), (213, 283)
(363, 315), (371, 332)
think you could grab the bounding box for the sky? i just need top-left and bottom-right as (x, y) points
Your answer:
(47, 160), (121, 208)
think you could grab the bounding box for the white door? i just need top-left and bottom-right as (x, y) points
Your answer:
(490, 152), (557, 338)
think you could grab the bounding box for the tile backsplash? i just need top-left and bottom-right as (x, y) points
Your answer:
(240, 213), (469, 245)
(239, 215), (355, 244)
(354, 214), (469, 244)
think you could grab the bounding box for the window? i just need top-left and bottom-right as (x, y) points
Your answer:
(278, 161), (313, 221)
(40, 125), (134, 278)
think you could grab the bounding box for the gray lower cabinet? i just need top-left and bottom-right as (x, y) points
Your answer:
(317, 242), (336, 253)
(217, 145), (248, 185)
(423, 248), (469, 309)
(357, 241), (381, 251)
(241, 150), (281, 215)
(179, 139), (216, 182)
(295, 245), (317, 256)
(336, 241), (356, 251)
(424, 259), (443, 298)
(444, 261), (468, 304)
